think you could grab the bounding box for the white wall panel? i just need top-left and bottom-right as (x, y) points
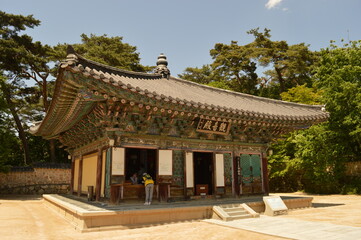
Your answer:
(112, 147), (125, 175)
(215, 154), (225, 187)
(186, 152), (194, 188)
(159, 150), (173, 175)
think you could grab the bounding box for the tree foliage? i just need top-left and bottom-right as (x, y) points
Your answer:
(179, 28), (318, 99)
(0, 11), (44, 165)
(0, 89), (23, 171)
(0, 11), (152, 168)
(0, 11), (40, 73)
(269, 124), (346, 194)
(315, 40), (361, 158)
(210, 41), (259, 94)
(280, 84), (323, 105)
(269, 40), (361, 194)
(53, 34), (151, 72)
(178, 65), (233, 90)
(248, 28), (318, 96)
(178, 65), (215, 84)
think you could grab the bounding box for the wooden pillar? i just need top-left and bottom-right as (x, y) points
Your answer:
(261, 153), (269, 195)
(183, 150), (187, 198)
(77, 155), (83, 196)
(185, 151), (194, 198)
(95, 149), (103, 201)
(70, 156), (75, 194)
(105, 147), (112, 199)
(232, 154), (240, 196)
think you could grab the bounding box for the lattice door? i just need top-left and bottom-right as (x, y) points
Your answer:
(239, 154), (263, 194)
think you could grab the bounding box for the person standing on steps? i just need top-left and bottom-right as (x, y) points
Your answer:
(142, 173), (154, 205)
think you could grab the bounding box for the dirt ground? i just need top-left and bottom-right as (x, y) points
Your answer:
(275, 192), (361, 227)
(0, 193), (360, 240)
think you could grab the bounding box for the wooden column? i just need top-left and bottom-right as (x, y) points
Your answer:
(70, 156), (75, 194)
(232, 154), (240, 196)
(183, 151), (187, 198)
(77, 155), (83, 196)
(261, 153), (269, 195)
(95, 149), (103, 201)
(185, 152), (194, 197)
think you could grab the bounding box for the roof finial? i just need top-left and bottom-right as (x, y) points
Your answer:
(67, 45), (76, 55)
(154, 53), (170, 79)
(62, 45), (78, 67)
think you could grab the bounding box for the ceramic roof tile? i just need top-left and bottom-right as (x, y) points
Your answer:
(106, 72), (325, 118)
(30, 51), (328, 139)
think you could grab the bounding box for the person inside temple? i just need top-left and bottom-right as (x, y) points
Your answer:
(130, 173), (138, 185)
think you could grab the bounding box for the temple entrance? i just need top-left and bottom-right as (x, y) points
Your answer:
(239, 154), (263, 194)
(193, 152), (214, 195)
(125, 148), (157, 184)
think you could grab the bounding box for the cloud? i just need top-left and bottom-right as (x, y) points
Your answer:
(265, 0), (283, 9)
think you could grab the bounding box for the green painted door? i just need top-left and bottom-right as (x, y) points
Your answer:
(239, 154), (262, 194)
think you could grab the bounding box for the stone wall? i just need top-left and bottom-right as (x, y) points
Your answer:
(0, 164), (71, 195)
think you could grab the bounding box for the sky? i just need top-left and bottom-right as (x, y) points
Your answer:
(1, 0), (361, 76)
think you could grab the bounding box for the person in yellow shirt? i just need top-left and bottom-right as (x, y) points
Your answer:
(142, 173), (154, 205)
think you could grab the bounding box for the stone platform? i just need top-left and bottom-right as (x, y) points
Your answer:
(43, 194), (313, 232)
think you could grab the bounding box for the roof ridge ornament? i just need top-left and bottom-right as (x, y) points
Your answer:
(67, 45), (76, 54)
(63, 45), (78, 66)
(154, 53), (170, 79)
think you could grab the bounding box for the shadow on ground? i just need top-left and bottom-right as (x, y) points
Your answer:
(0, 195), (42, 201)
(312, 202), (344, 208)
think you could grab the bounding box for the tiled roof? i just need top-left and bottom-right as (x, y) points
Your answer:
(67, 53), (328, 121)
(31, 50), (328, 138)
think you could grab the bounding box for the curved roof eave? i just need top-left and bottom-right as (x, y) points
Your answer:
(60, 55), (328, 121)
(32, 51), (329, 138)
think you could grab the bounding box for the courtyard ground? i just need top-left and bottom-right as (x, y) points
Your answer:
(0, 193), (360, 240)
(274, 192), (361, 227)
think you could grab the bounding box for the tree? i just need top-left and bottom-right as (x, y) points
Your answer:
(1, 11), (153, 166)
(248, 28), (318, 97)
(269, 124), (346, 194)
(314, 40), (361, 158)
(1, 11), (73, 165)
(280, 84), (323, 105)
(210, 41), (259, 94)
(0, 11), (42, 165)
(0, 11), (40, 72)
(269, 40), (361, 194)
(53, 34), (152, 72)
(292, 124), (346, 193)
(179, 29), (318, 98)
(0, 72), (45, 165)
(24, 33), (151, 163)
(267, 132), (301, 192)
(178, 65), (215, 85)
(0, 85), (23, 171)
(178, 65), (233, 90)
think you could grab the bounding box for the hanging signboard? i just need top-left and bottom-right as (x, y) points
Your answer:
(196, 118), (231, 135)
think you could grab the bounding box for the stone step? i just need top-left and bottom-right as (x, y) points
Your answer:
(213, 204), (256, 221)
(229, 214), (252, 220)
(227, 210), (248, 216)
(221, 204), (240, 208)
(223, 207), (246, 212)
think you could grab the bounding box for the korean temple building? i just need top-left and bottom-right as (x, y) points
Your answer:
(31, 46), (328, 202)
